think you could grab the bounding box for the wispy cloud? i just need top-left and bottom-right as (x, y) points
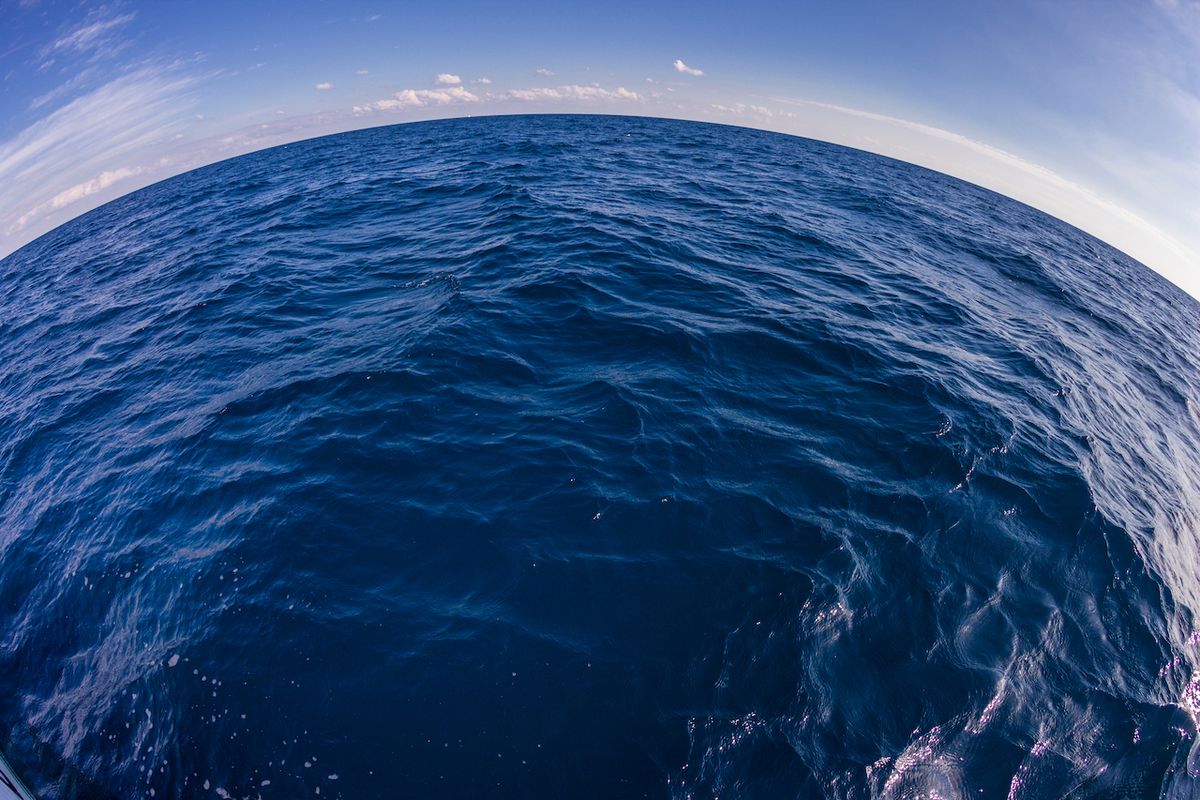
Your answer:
(474, 77), (492, 85)
(536, 68), (555, 77)
(673, 59), (704, 77)
(0, 66), (197, 246)
(29, 66), (103, 110)
(46, 11), (136, 58)
(435, 73), (461, 85)
(315, 82), (334, 90)
(355, 69), (369, 76)
(353, 86), (480, 114)
(1154, 0), (1200, 12)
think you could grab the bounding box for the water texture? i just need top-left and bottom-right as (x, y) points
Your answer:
(1, 115), (1199, 799)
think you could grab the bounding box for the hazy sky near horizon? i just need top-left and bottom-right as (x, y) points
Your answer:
(2, 0), (1199, 299)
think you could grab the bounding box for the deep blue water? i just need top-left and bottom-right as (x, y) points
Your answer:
(1, 114), (1200, 799)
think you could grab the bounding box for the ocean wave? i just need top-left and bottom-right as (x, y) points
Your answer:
(0, 115), (1198, 798)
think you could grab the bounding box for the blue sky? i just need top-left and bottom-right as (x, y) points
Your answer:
(2, 0), (1199, 298)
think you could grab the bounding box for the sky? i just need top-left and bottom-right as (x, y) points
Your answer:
(1, 0), (1199, 300)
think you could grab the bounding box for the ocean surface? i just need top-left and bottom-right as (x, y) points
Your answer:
(1, 114), (1199, 799)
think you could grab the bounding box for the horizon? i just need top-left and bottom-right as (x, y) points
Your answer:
(6, 109), (1192, 295)
(1, 0), (1198, 300)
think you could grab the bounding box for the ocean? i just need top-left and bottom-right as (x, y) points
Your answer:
(1, 114), (1198, 798)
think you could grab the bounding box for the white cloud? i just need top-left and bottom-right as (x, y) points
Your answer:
(356, 80), (642, 115)
(503, 85), (642, 102)
(355, 69), (369, 76)
(315, 82), (334, 90)
(674, 59), (704, 77)
(712, 102), (773, 117)
(435, 73), (461, 85)
(536, 68), (555, 77)
(353, 85), (480, 114)
(474, 77), (492, 85)
(16, 165), (146, 228)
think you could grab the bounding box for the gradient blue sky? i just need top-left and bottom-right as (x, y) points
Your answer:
(2, 0), (1199, 298)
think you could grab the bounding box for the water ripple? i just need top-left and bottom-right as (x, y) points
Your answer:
(0, 115), (1198, 799)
